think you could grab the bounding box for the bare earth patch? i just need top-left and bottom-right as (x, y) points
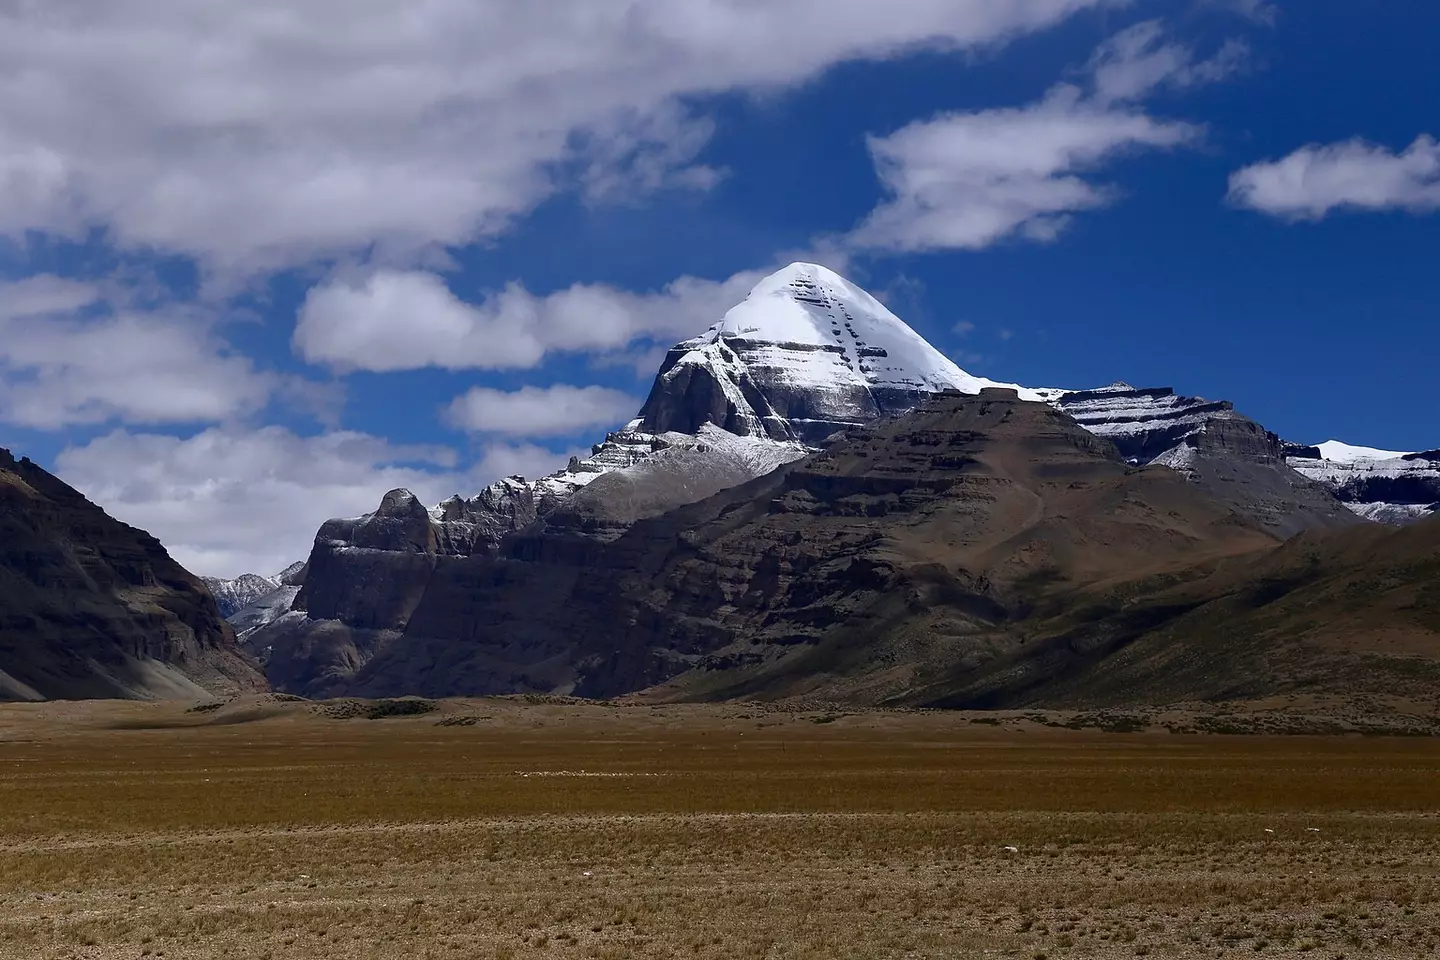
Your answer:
(1, 698), (1438, 958)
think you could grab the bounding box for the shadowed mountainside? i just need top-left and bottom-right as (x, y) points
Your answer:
(0, 449), (266, 702)
(267, 390), (1319, 701)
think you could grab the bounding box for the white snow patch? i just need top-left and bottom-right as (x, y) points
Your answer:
(1342, 501), (1436, 523)
(705, 263), (1060, 402)
(1150, 442), (1200, 477)
(1314, 440), (1413, 463)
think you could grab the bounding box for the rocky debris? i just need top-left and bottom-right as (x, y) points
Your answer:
(0, 448), (266, 702)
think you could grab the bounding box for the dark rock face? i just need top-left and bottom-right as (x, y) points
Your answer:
(253, 429), (808, 697)
(252, 395), (1434, 708)
(271, 393), (1293, 702)
(0, 448), (266, 702)
(1054, 383), (1236, 464)
(1156, 417), (1360, 539)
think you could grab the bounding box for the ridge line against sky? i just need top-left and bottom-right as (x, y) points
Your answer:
(0, 1), (1436, 575)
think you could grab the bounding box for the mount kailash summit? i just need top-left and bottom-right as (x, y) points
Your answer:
(230, 263), (1437, 689)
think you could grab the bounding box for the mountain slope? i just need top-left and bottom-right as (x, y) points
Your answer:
(903, 513), (1440, 710)
(0, 449), (266, 702)
(1055, 382), (1359, 537)
(247, 266), (1389, 697)
(317, 390), (1281, 702)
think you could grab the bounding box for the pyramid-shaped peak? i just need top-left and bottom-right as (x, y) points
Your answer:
(715, 261), (939, 359)
(720, 262), (891, 341)
(746, 261), (853, 296)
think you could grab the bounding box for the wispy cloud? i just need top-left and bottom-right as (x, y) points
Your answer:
(846, 21), (1245, 254)
(1229, 135), (1440, 220)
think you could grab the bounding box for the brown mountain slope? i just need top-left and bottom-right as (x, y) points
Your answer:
(318, 389), (1302, 702)
(0, 449), (266, 701)
(907, 512), (1440, 710)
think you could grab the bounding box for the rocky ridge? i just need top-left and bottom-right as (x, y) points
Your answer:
(203, 573), (282, 618)
(1053, 382), (1358, 538)
(1284, 442), (1440, 524)
(265, 389), (1399, 704)
(272, 390), (1440, 708)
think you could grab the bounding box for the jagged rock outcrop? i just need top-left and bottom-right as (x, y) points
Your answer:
(250, 427), (809, 695)
(0, 448), (266, 701)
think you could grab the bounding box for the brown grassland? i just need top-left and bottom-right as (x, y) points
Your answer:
(1, 697), (1438, 959)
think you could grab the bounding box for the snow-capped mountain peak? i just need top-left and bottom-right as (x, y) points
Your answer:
(637, 262), (1059, 445)
(706, 261), (977, 394)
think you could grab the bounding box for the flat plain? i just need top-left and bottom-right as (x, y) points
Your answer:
(1, 698), (1438, 959)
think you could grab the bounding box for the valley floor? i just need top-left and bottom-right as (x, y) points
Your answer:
(1, 698), (1439, 959)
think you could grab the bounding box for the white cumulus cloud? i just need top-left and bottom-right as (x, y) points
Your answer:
(849, 89), (1198, 252)
(0, 0), (1115, 277)
(55, 427), (579, 578)
(846, 23), (1246, 253)
(0, 277), (277, 429)
(445, 385), (640, 438)
(294, 265), (772, 372)
(1228, 135), (1440, 220)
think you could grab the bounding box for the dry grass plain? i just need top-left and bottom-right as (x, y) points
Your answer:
(1, 698), (1439, 959)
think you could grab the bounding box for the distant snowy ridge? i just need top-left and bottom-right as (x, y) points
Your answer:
(1313, 440), (1413, 463)
(1053, 382), (1243, 465)
(206, 561), (305, 625)
(202, 573), (281, 618)
(1285, 441), (1440, 523)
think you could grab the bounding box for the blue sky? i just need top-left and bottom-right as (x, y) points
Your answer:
(0, 1), (1437, 576)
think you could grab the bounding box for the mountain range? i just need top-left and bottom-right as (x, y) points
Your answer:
(5, 263), (1438, 706)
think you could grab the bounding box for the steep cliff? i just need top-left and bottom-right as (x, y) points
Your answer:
(0, 448), (266, 701)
